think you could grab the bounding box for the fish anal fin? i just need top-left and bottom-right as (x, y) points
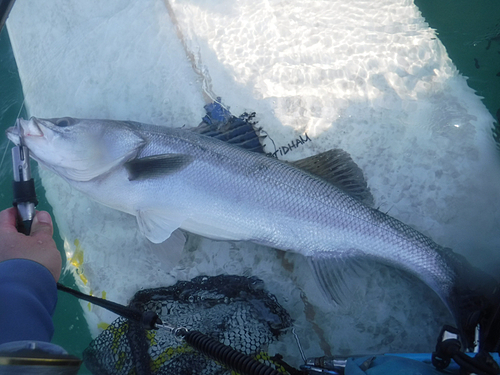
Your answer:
(136, 209), (186, 244)
(308, 250), (370, 305)
(292, 149), (374, 207)
(125, 154), (193, 181)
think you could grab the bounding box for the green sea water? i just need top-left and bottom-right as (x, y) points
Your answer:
(414, 0), (500, 133)
(0, 1), (499, 373)
(0, 27), (93, 373)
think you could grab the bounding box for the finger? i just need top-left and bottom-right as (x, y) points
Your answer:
(0, 207), (20, 233)
(30, 211), (54, 237)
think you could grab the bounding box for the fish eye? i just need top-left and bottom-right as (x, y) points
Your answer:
(56, 119), (71, 127)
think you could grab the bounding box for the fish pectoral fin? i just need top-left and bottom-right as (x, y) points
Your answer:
(136, 209), (186, 244)
(308, 250), (370, 305)
(125, 154), (193, 181)
(291, 149), (374, 207)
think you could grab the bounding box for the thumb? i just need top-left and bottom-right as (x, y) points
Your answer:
(30, 211), (54, 237)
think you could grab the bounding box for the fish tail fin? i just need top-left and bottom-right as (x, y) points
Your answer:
(451, 279), (500, 353)
(478, 287), (500, 353)
(444, 249), (500, 353)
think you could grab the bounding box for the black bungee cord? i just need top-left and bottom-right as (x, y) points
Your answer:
(57, 282), (283, 375)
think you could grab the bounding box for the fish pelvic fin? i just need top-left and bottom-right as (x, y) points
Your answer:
(136, 209), (186, 244)
(125, 154), (193, 181)
(291, 149), (374, 207)
(146, 228), (186, 270)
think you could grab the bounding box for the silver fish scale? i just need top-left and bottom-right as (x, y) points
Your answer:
(134, 124), (455, 302)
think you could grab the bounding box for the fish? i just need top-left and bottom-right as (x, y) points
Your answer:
(6, 115), (499, 351)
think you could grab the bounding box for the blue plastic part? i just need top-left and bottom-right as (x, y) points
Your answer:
(202, 98), (232, 125)
(344, 353), (500, 374)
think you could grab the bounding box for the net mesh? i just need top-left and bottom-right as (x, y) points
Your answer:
(83, 275), (292, 374)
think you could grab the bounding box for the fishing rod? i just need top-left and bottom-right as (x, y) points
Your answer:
(11, 119), (36, 235)
(0, 0), (16, 32)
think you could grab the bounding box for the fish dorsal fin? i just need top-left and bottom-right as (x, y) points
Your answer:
(308, 250), (370, 305)
(193, 100), (265, 153)
(125, 154), (193, 181)
(291, 149), (374, 207)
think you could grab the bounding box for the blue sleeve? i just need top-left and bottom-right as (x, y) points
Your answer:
(0, 259), (57, 345)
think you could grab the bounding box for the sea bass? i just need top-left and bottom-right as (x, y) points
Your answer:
(6, 116), (498, 350)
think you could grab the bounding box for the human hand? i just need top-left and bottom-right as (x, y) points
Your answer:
(0, 207), (62, 281)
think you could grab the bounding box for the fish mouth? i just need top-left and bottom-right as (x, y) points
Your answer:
(5, 118), (44, 146)
(5, 126), (21, 145)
